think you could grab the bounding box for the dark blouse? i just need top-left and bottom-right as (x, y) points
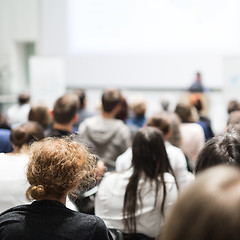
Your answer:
(0, 200), (113, 240)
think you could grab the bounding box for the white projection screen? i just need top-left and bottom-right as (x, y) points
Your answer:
(66, 0), (240, 89)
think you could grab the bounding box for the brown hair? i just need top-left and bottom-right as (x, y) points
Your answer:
(132, 98), (146, 117)
(147, 112), (171, 136)
(26, 137), (97, 201)
(10, 122), (44, 148)
(160, 165), (240, 240)
(53, 93), (79, 124)
(174, 103), (193, 123)
(101, 88), (121, 113)
(29, 102), (51, 128)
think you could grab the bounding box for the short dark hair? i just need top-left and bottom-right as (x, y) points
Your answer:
(101, 88), (121, 113)
(53, 93), (79, 124)
(75, 89), (86, 110)
(18, 93), (30, 105)
(195, 132), (240, 174)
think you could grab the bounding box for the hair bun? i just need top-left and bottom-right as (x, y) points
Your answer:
(29, 185), (46, 199)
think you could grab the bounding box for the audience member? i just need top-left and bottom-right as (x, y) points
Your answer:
(115, 95), (129, 123)
(127, 97), (147, 128)
(46, 93), (79, 137)
(7, 92), (31, 126)
(195, 131), (240, 174)
(95, 127), (178, 239)
(116, 112), (194, 189)
(167, 112), (182, 148)
(175, 103), (205, 166)
(160, 165), (240, 240)
(0, 122), (44, 212)
(190, 93), (214, 141)
(0, 110), (12, 153)
(73, 89), (95, 131)
(0, 137), (113, 240)
(28, 102), (52, 132)
(0, 111), (11, 130)
(227, 99), (240, 114)
(227, 110), (240, 126)
(79, 88), (131, 171)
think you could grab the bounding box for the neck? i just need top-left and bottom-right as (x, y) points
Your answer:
(101, 111), (115, 119)
(53, 122), (72, 133)
(11, 145), (29, 155)
(45, 193), (67, 205)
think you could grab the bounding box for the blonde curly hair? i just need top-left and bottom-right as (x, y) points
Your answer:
(26, 137), (97, 201)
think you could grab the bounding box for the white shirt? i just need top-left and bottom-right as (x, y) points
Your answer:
(7, 103), (31, 126)
(0, 153), (29, 213)
(180, 123), (205, 163)
(95, 168), (178, 238)
(116, 142), (194, 189)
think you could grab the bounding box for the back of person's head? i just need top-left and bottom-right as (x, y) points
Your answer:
(174, 103), (193, 123)
(131, 127), (171, 178)
(10, 122), (44, 149)
(195, 132), (240, 174)
(147, 112), (171, 136)
(75, 89), (86, 110)
(131, 98), (146, 117)
(227, 110), (240, 126)
(28, 102), (51, 128)
(18, 93), (30, 105)
(168, 112), (182, 148)
(160, 165), (240, 240)
(115, 95), (129, 122)
(101, 88), (121, 113)
(53, 93), (79, 124)
(26, 137), (97, 201)
(227, 100), (240, 114)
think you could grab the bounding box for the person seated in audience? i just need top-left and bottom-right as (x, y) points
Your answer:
(95, 127), (178, 239)
(46, 93), (79, 137)
(160, 165), (240, 240)
(127, 97), (147, 128)
(0, 122), (44, 212)
(168, 112), (182, 148)
(115, 95), (129, 123)
(7, 92), (31, 126)
(0, 111), (12, 153)
(227, 99), (240, 114)
(73, 89), (95, 131)
(227, 110), (240, 127)
(0, 137), (113, 240)
(79, 88), (131, 171)
(195, 130), (240, 174)
(190, 93), (214, 141)
(28, 102), (52, 134)
(174, 103), (205, 167)
(116, 112), (194, 189)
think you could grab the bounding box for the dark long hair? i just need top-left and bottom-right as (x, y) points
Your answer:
(123, 127), (177, 233)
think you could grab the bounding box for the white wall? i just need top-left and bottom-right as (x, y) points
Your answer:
(0, 0), (40, 94)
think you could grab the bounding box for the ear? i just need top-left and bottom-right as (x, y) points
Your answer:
(164, 130), (171, 141)
(49, 109), (54, 117)
(72, 114), (78, 124)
